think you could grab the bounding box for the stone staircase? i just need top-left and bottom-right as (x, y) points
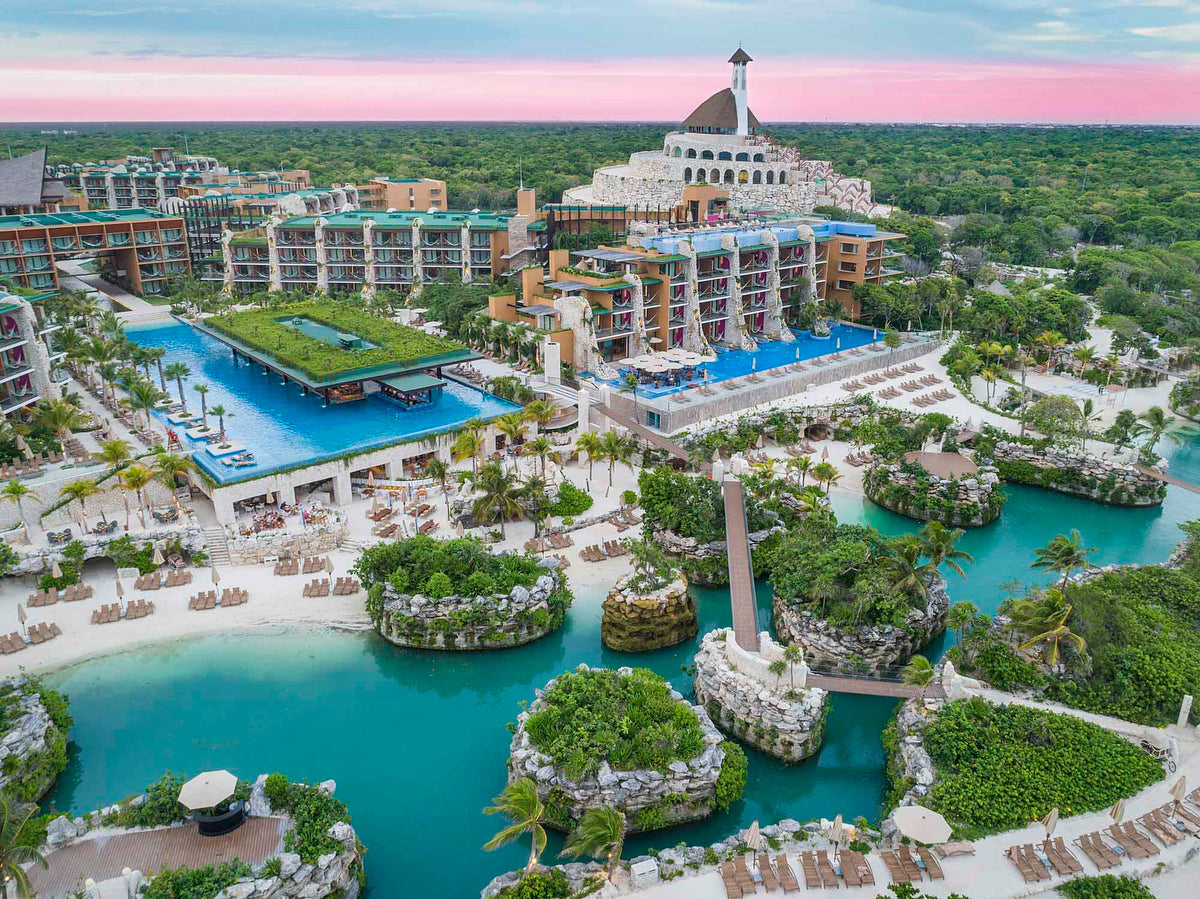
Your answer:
(202, 527), (231, 566)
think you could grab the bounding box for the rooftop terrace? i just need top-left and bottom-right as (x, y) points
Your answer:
(0, 208), (183, 229)
(278, 209), (509, 231)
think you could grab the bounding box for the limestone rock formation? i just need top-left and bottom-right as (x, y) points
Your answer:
(601, 571), (697, 652)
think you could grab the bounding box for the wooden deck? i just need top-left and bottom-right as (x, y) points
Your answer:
(807, 673), (946, 699)
(722, 479), (760, 652)
(1135, 464), (1200, 495)
(30, 816), (290, 898)
(592, 403), (708, 473)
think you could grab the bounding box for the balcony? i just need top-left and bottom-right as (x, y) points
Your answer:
(107, 234), (131, 248)
(594, 325), (634, 341)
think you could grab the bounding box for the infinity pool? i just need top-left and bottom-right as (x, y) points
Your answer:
(595, 324), (882, 398)
(127, 321), (521, 485)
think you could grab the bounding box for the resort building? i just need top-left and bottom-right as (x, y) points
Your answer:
(564, 50), (876, 215)
(357, 178), (448, 212)
(0, 150), (83, 216)
(488, 217), (904, 379)
(206, 209), (515, 296)
(177, 184), (361, 218)
(0, 209), (190, 295)
(0, 288), (62, 423)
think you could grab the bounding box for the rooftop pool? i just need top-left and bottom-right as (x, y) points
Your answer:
(127, 321), (521, 485)
(595, 324), (881, 398)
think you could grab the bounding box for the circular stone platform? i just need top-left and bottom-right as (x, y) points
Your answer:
(903, 451), (978, 478)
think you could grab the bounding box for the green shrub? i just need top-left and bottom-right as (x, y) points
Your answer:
(1057, 874), (1154, 899)
(260, 857), (283, 878)
(355, 535), (545, 599)
(494, 869), (572, 899)
(621, 490), (638, 507)
(464, 571), (498, 597)
(143, 860), (252, 899)
(550, 481), (593, 517)
(923, 699), (1163, 834)
(714, 741), (747, 810)
(524, 668), (705, 779)
(264, 772), (290, 810)
(262, 773), (353, 864)
(639, 466), (773, 544)
(425, 572), (453, 599)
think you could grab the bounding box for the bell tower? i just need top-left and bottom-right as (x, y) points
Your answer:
(729, 47), (752, 137)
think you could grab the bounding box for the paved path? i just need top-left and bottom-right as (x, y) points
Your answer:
(807, 672), (946, 700)
(56, 259), (165, 317)
(721, 478), (759, 652)
(30, 816), (289, 898)
(592, 403), (704, 471)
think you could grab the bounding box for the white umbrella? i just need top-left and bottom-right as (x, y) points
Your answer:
(265, 491), (275, 505)
(115, 577), (124, 599)
(177, 770), (238, 811)
(891, 805), (952, 845)
(51, 561), (62, 579)
(745, 820), (761, 852)
(755, 434), (764, 450)
(211, 565), (221, 586)
(1110, 799), (1126, 824)
(325, 556), (334, 575)
(152, 547), (165, 567)
(1170, 775), (1188, 808)
(1041, 807), (1059, 843)
(751, 357), (757, 372)
(830, 813), (843, 845)
(16, 604), (26, 626)
(367, 471), (375, 489)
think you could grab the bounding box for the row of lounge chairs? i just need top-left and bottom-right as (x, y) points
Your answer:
(879, 846), (942, 884)
(27, 583), (94, 606)
(841, 380), (866, 392)
(304, 578), (331, 597)
(333, 577), (360, 595)
(189, 588), (248, 610)
(274, 559), (300, 576)
(580, 541), (628, 562)
(877, 387), (903, 400)
(550, 553), (571, 570)
(844, 451), (876, 467)
(92, 600), (154, 624)
(721, 848), (882, 897)
(2, 623), (60, 651)
(785, 443), (818, 457)
(134, 570), (192, 591)
(912, 390), (955, 407)
(302, 556), (328, 574)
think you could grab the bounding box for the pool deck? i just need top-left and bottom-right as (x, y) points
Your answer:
(30, 816), (290, 898)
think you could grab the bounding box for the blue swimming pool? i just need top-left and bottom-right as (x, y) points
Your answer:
(594, 324), (882, 398)
(127, 321), (521, 485)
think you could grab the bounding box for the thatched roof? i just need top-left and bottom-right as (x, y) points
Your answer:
(682, 88), (760, 132)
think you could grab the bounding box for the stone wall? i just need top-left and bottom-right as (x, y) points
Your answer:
(774, 576), (951, 671)
(991, 440), (1165, 507)
(693, 629), (828, 763)
(601, 571), (697, 652)
(508, 665), (726, 834)
(0, 677), (68, 802)
(864, 460), (1003, 527)
(226, 520), (347, 566)
(376, 565), (568, 651)
(0, 471), (177, 531)
(10, 523), (207, 577)
(650, 518), (782, 587)
(883, 698), (940, 813)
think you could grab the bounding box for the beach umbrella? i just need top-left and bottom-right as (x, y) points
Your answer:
(836, 338), (841, 352)
(751, 357), (757, 372)
(51, 561), (62, 580)
(152, 547), (165, 567)
(891, 806), (952, 845)
(211, 565), (221, 586)
(265, 491), (275, 505)
(115, 577), (124, 599)
(1109, 799), (1126, 824)
(830, 813), (843, 844)
(712, 449), (721, 463)
(1170, 775), (1188, 810)
(177, 770), (238, 811)
(367, 470), (375, 489)
(16, 604), (26, 629)
(821, 447), (829, 461)
(325, 556), (334, 575)
(745, 821), (761, 852)
(796, 347), (801, 362)
(755, 434), (764, 449)
(1041, 808), (1059, 845)
(873, 330), (878, 340)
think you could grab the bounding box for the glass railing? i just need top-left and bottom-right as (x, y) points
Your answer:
(51, 237), (78, 251)
(20, 240), (48, 254)
(107, 234), (130, 247)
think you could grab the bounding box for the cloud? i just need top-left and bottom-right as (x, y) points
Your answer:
(1130, 22), (1200, 40)
(52, 6), (190, 14)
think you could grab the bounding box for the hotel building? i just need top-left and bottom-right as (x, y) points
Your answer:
(357, 178), (449, 212)
(0, 288), (65, 423)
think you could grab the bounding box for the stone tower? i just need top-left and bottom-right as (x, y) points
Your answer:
(729, 48), (752, 137)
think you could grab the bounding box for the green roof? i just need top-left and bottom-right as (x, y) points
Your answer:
(279, 210), (509, 231)
(0, 209), (183, 229)
(378, 372), (446, 392)
(648, 254), (686, 263)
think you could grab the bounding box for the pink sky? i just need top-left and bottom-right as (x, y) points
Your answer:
(2, 56), (1198, 124)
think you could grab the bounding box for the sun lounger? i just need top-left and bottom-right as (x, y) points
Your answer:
(776, 855), (800, 893)
(897, 847), (924, 882)
(879, 851), (912, 884)
(1076, 833), (1120, 869)
(757, 853), (779, 891)
(839, 851), (861, 887)
(1019, 845), (1050, 881)
(1166, 801), (1200, 832)
(1046, 838), (1083, 875)
(1117, 823), (1159, 857)
(844, 850), (875, 886)
(732, 855), (756, 894)
(813, 850), (840, 888)
(1140, 810), (1182, 845)
(1005, 846), (1038, 882)
(719, 862), (743, 898)
(915, 847), (943, 880)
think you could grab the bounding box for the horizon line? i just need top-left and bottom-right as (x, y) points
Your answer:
(4, 119), (1198, 128)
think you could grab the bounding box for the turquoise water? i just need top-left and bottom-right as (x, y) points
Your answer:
(126, 322), (521, 485)
(597, 324), (880, 398)
(42, 430), (1200, 897)
(278, 316), (380, 350)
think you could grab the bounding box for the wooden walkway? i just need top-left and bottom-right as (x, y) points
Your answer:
(592, 403), (708, 473)
(722, 479), (760, 652)
(1135, 464), (1200, 495)
(30, 816), (290, 898)
(807, 673), (946, 699)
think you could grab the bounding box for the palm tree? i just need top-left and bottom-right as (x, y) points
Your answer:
(1072, 345), (1097, 377)
(888, 533), (936, 598)
(522, 473), (553, 542)
(193, 383), (211, 428)
(620, 371), (640, 415)
(145, 346), (168, 391)
(496, 412), (527, 470)
(426, 457), (450, 509)
(1078, 398), (1102, 453)
(576, 431), (603, 480)
(452, 428), (485, 479)
(1032, 529), (1094, 587)
(60, 478), (103, 527)
(525, 436), (555, 476)
(947, 600), (978, 645)
(164, 362), (191, 411)
(0, 795), (49, 897)
(126, 379), (163, 430)
(209, 404), (233, 439)
(782, 643), (804, 692)
(788, 454), (813, 487)
(523, 399), (559, 435)
(1035, 330), (1066, 373)
(483, 778), (548, 875)
(97, 437), (132, 472)
(919, 521), (973, 579)
(35, 399), (85, 443)
(119, 464), (153, 528)
(1008, 586), (1071, 635)
(812, 461), (840, 492)
(900, 655), (936, 699)
(472, 462), (524, 538)
(599, 430), (635, 495)
(980, 364), (1003, 403)
(1, 481), (38, 536)
(1017, 603), (1086, 669)
(152, 451), (194, 507)
(796, 486), (825, 516)
(560, 805), (627, 878)
(1131, 405), (1180, 458)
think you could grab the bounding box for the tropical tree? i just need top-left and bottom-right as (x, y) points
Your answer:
(599, 430), (635, 494)
(472, 462), (524, 538)
(1131, 405), (1180, 460)
(1, 481), (39, 535)
(812, 461), (841, 492)
(193, 383), (211, 428)
(1017, 602), (1087, 669)
(452, 428), (485, 478)
(560, 805), (626, 880)
(1072, 344), (1097, 377)
(918, 521), (973, 579)
(97, 437), (132, 472)
(947, 600), (978, 645)
(60, 478), (104, 526)
(525, 436), (556, 476)
(619, 371), (640, 415)
(1035, 330), (1066, 372)
(521, 473), (553, 542)
(787, 454), (813, 487)
(126, 379), (164, 430)
(164, 361), (191, 411)
(523, 399), (559, 435)
(152, 451), (194, 507)
(782, 643), (804, 692)
(426, 457), (450, 504)
(1032, 529), (1095, 587)
(496, 412), (527, 470)
(118, 464), (153, 528)
(900, 654), (936, 699)
(35, 399), (85, 442)
(209, 404), (233, 439)
(0, 795), (49, 898)
(1078, 398), (1102, 452)
(883, 329), (902, 367)
(1106, 409), (1137, 453)
(576, 431), (603, 480)
(980, 364), (1004, 403)
(483, 778), (548, 875)
(144, 346), (168, 390)
(888, 533), (936, 598)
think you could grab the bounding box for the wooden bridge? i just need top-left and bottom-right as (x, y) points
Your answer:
(722, 478), (760, 652)
(592, 402), (706, 472)
(807, 670), (946, 700)
(1135, 464), (1200, 495)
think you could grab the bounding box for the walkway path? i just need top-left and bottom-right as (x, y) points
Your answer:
(1135, 464), (1200, 495)
(30, 816), (289, 898)
(56, 259), (167, 318)
(593, 402), (705, 472)
(721, 478), (759, 652)
(807, 672), (946, 700)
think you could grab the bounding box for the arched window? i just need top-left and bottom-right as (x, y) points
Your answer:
(738, 170), (749, 184)
(752, 171), (762, 184)
(696, 168), (707, 182)
(700, 150), (714, 160)
(711, 168), (720, 183)
(686, 148), (697, 158)
(765, 171), (774, 184)
(752, 153), (764, 163)
(683, 167), (692, 183)
(673, 146), (682, 157)
(779, 171), (787, 184)
(723, 169), (734, 184)
(718, 151), (732, 161)
(735, 152), (749, 162)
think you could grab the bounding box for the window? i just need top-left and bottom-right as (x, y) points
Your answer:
(841, 242), (858, 254)
(837, 279), (854, 290)
(672, 146), (682, 157)
(753, 153), (764, 163)
(700, 150), (714, 160)
(778, 171), (787, 184)
(718, 151), (732, 161)
(646, 410), (661, 429)
(723, 169), (734, 184)
(683, 168), (692, 183)
(695, 169), (706, 182)
(711, 169), (720, 183)
(735, 152), (749, 162)
(738, 170), (748, 184)
(686, 148), (697, 158)
(752, 171), (762, 184)
(766, 171), (774, 184)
